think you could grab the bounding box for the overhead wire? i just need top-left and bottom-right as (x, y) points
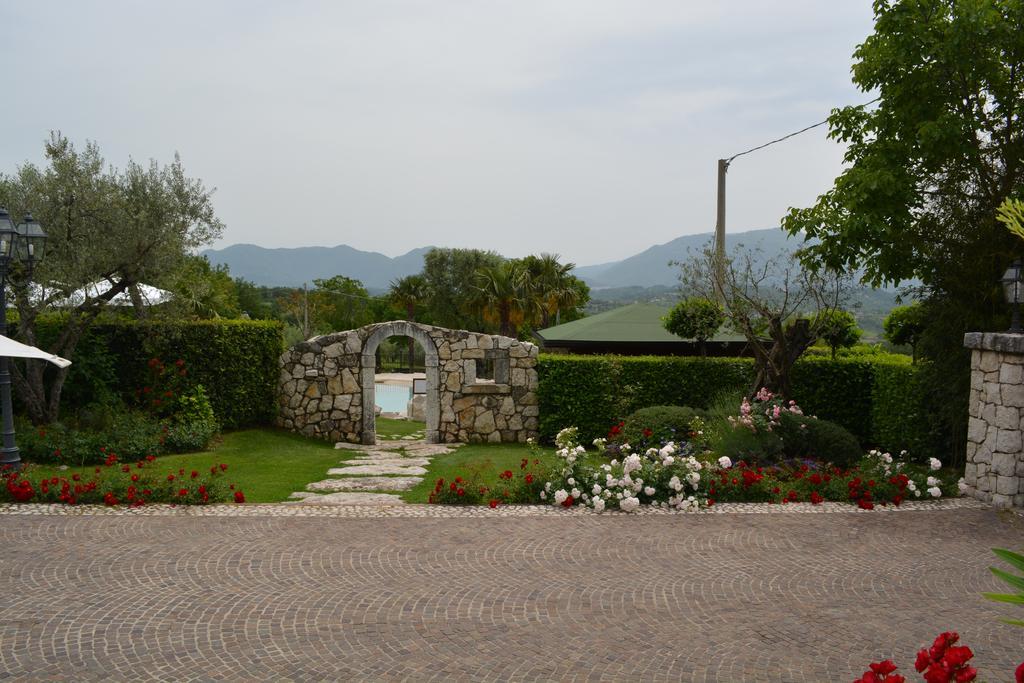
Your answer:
(725, 97), (881, 165)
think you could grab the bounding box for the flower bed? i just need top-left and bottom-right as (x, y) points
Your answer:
(1, 451), (244, 506)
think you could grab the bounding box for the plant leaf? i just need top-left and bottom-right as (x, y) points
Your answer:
(990, 567), (1024, 592)
(992, 548), (1024, 573)
(982, 592), (1024, 604)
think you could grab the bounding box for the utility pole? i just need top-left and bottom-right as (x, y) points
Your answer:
(714, 158), (729, 301)
(303, 282), (309, 339)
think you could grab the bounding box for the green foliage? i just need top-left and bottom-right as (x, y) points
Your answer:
(29, 316), (282, 429)
(662, 297), (725, 355)
(812, 309), (862, 359)
(883, 303), (926, 362)
(775, 413), (863, 469)
(423, 248), (503, 330)
(618, 405), (707, 449)
(161, 255), (240, 319)
(984, 548), (1024, 627)
(537, 353), (933, 455)
(163, 385), (219, 453)
(17, 412), (164, 466)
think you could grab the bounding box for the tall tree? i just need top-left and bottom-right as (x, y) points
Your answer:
(520, 253), (584, 329)
(389, 274), (429, 368)
(812, 309), (863, 360)
(471, 261), (527, 338)
(781, 0), (1024, 455)
(313, 275), (370, 332)
(0, 134), (223, 424)
(422, 248), (503, 330)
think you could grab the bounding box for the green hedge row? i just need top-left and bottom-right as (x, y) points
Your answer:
(26, 317), (283, 429)
(536, 354), (935, 455)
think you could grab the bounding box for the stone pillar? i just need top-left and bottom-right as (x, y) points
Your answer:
(963, 332), (1024, 508)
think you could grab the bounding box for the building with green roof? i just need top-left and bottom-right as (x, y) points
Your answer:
(535, 303), (749, 356)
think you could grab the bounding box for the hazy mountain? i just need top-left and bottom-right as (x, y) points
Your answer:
(202, 244), (433, 289)
(575, 228), (794, 289)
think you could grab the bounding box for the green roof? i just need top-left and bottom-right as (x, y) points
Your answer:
(536, 303), (744, 344)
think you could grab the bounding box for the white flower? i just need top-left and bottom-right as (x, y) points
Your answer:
(907, 481), (917, 491)
(686, 472), (701, 488)
(928, 457), (942, 471)
(610, 459), (619, 467)
(570, 488), (581, 499)
(592, 497), (605, 512)
(620, 496), (640, 512)
(620, 443), (631, 453)
(927, 486), (942, 498)
(643, 486), (656, 496)
(669, 475), (682, 492)
(957, 477), (968, 494)
(526, 437), (535, 446)
(646, 448), (659, 457)
(881, 452), (893, 464)
(592, 484), (602, 495)
(567, 477), (575, 486)
(544, 482), (551, 491)
(623, 453), (642, 475)
(659, 443), (676, 458)
(553, 489), (568, 505)
(913, 489), (921, 497)
(926, 476), (939, 487)
(718, 456), (732, 469)
(616, 492), (623, 500)
(661, 456), (675, 467)
(539, 491), (546, 500)
(592, 437), (607, 450)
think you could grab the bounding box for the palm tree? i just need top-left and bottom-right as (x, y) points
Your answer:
(471, 261), (527, 337)
(522, 253), (579, 328)
(388, 275), (428, 370)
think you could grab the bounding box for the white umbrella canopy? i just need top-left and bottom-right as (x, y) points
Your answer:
(8, 281), (174, 309)
(0, 335), (71, 368)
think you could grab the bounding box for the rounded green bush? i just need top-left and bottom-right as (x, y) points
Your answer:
(776, 413), (862, 468)
(618, 405), (706, 448)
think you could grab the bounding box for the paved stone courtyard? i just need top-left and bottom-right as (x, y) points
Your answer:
(2, 505), (1023, 681)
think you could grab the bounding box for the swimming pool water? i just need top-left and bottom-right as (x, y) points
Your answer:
(375, 383), (412, 415)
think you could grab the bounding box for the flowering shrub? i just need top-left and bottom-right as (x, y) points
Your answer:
(0, 452), (243, 506)
(427, 456), (553, 506)
(537, 426), (955, 512)
(612, 405), (707, 452)
(852, 632), (1024, 683)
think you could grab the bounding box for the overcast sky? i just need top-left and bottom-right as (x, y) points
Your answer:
(1, 1), (875, 266)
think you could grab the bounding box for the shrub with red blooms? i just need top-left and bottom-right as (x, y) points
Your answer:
(0, 454), (242, 507)
(854, 632), (1024, 683)
(427, 458), (555, 506)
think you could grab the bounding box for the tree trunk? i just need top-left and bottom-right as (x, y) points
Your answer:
(749, 318), (815, 399)
(128, 283), (148, 320)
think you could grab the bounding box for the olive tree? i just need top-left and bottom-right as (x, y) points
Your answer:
(0, 134), (223, 424)
(676, 244), (850, 397)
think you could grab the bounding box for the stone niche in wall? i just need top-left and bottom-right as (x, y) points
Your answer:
(963, 332), (1024, 508)
(276, 321), (540, 445)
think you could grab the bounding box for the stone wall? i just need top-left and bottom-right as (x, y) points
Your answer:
(277, 321), (539, 445)
(963, 332), (1024, 508)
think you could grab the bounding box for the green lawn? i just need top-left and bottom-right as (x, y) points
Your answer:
(28, 429), (344, 503)
(23, 421), (579, 505)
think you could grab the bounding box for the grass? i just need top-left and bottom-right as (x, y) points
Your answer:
(376, 417), (425, 440)
(27, 429), (344, 504)
(401, 443), (551, 503)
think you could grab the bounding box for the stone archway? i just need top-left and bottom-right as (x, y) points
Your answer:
(277, 321), (540, 445)
(360, 321), (440, 444)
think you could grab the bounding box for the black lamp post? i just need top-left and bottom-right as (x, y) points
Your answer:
(0, 208), (47, 471)
(1001, 258), (1023, 334)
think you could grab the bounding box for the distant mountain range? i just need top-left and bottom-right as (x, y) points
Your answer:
(202, 244), (434, 290)
(574, 227), (793, 289)
(202, 227), (794, 291)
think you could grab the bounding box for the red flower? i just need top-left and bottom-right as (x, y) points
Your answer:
(178, 488), (188, 497)
(489, 500), (498, 508)
(131, 474), (139, 482)
(953, 667), (977, 683)
(870, 661), (898, 676)
(809, 491), (823, 505)
(450, 482), (457, 492)
(103, 492), (119, 506)
(219, 464), (228, 472)
(233, 491), (245, 503)
(525, 474), (534, 484)
(167, 474), (175, 481)
(561, 494), (574, 508)
(1015, 661), (1024, 683)
(642, 428), (653, 438)
(190, 470), (198, 479)
(456, 488), (465, 496)
(916, 650), (931, 672)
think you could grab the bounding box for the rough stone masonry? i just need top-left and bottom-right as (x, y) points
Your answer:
(277, 321), (540, 445)
(963, 332), (1024, 508)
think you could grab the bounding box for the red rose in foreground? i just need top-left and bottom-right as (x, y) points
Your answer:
(233, 490), (245, 503)
(1016, 661), (1024, 683)
(488, 500), (498, 509)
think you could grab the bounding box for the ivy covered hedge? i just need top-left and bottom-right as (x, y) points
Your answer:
(26, 317), (283, 429)
(536, 353), (935, 455)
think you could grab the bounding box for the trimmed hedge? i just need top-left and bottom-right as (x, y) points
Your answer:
(25, 317), (283, 429)
(537, 353), (935, 456)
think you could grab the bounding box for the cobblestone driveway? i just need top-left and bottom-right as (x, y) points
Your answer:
(1, 507), (1022, 681)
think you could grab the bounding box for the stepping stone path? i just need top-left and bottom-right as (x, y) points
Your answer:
(289, 440), (462, 505)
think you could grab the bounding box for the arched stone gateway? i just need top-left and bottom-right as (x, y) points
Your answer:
(276, 321), (540, 445)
